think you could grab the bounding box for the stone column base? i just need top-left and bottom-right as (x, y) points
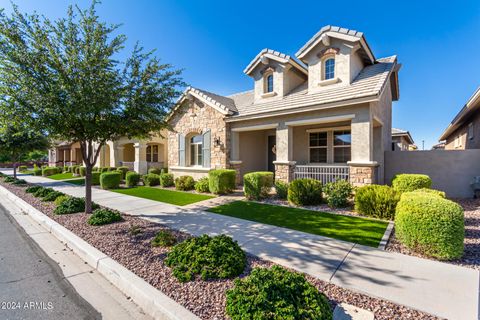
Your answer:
(229, 161), (242, 186)
(273, 161), (296, 183)
(348, 162), (378, 187)
(134, 161), (148, 175)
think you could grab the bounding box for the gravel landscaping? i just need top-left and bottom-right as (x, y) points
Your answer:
(0, 179), (441, 320)
(387, 198), (480, 270)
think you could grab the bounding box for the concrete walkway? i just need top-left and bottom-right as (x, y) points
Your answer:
(3, 170), (479, 320)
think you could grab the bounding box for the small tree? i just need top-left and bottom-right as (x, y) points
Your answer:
(0, 2), (184, 212)
(0, 123), (49, 178)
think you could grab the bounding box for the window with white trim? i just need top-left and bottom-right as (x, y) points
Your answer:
(309, 132), (327, 163)
(468, 123), (474, 140)
(324, 58), (335, 80)
(333, 130), (351, 163)
(189, 135), (203, 166)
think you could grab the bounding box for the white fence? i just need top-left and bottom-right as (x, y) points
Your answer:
(294, 165), (349, 184)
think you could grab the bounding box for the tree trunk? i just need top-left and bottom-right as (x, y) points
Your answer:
(12, 162), (17, 179)
(85, 164), (93, 214)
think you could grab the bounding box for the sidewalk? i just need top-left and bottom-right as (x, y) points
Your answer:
(4, 170), (479, 320)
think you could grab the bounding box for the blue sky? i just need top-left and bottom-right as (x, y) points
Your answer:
(2, 0), (480, 149)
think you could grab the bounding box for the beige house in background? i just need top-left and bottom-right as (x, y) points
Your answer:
(49, 25), (401, 186)
(439, 87), (480, 150)
(391, 128), (415, 151)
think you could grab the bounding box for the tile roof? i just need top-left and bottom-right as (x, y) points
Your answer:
(243, 48), (307, 75)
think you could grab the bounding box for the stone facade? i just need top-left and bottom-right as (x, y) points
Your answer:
(349, 165), (376, 186)
(168, 97), (229, 177)
(229, 161), (242, 185)
(274, 162), (296, 183)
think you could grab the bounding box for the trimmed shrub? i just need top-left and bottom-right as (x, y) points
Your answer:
(73, 166), (81, 175)
(54, 195), (70, 206)
(392, 174), (432, 193)
(33, 187), (55, 198)
(91, 172), (101, 185)
(18, 165), (28, 172)
(126, 172), (141, 187)
(324, 180), (353, 208)
(3, 176), (15, 183)
(396, 193), (464, 260)
(288, 178), (322, 206)
(11, 179), (27, 185)
(148, 167), (162, 175)
(175, 175), (195, 191)
(42, 191), (65, 202)
(107, 167), (117, 172)
(100, 172), (121, 189)
(42, 167), (58, 176)
(117, 166), (130, 179)
(99, 167), (109, 173)
(195, 177), (210, 193)
(26, 185), (43, 194)
(165, 234), (246, 282)
(354, 185), (400, 220)
(143, 173), (160, 187)
(161, 168), (168, 174)
(243, 172), (274, 200)
(79, 167), (86, 177)
(54, 197), (99, 215)
(208, 169), (236, 194)
(160, 173), (174, 187)
(87, 208), (122, 226)
(226, 265), (332, 320)
(405, 188), (446, 199)
(275, 181), (289, 200)
(151, 230), (177, 247)
(33, 168), (42, 176)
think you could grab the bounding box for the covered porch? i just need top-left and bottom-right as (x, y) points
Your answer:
(49, 142), (83, 167)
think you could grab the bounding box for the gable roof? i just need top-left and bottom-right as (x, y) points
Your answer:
(439, 87), (480, 141)
(392, 128), (415, 145)
(243, 48), (308, 75)
(295, 25), (375, 64)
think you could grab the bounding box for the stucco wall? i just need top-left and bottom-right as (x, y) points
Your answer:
(445, 111), (480, 150)
(384, 150), (480, 198)
(238, 130), (269, 177)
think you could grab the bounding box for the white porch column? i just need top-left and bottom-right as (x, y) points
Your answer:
(274, 122), (295, 182)
(134, 142), (148, 174)
(63, 149), (68, 166)
(229, 131), (242, 185)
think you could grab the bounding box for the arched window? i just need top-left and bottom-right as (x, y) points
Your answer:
(265, 74), (273, 93)
(190, 135), (203, 166)
(324, 58), (335, 80)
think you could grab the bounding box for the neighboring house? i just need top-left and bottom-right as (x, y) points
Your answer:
(391, 128), (415, 151)
(49, 25), (401, 186)
(431, 142), (445, 150)
(439, 87), (480, 150)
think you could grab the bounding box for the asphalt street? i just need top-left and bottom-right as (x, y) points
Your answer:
(0, 203), (101, 320)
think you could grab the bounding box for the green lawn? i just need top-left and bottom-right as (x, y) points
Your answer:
(112, 186), (215, 206)
(207, 201), (388, 247)
(63, 178), (85, 186)
(47, 172), (76, 180)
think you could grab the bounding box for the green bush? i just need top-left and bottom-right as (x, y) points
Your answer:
(195, 177), (210, 193)
(243, 172), (274, 200)
(18, 165), (28, 172)
(396, 193), (464, 260)
(54, 197), (99, 215)
(91, 172), (101, 185)
(33, 187), (55, 198)
(226, 265), (332, 320)
(42, 167), (58, 176)
(3, 176), (15, 183)
(99, 167), (109, 173)
(165, 234), (246, 282)
(392, 174), (432, 193)
(79, 167), (86, 177)
(117, 166), (130, 179)
(148, 167), (162, 175)
(54, 195), (70, 206)
(33, 168), (42, 176)
(87, 208), (122, 226)
(26, 185), (43, 194)
(42, 191), (65, 202)
(161, 168), (168, 174)
(275, 181), (289, 200)
(209, 169), (236, 194)
(143, 173), (160, 187)
(354, 185), (400, 220)
(100, 172), (121, 189)
(107, 167), (117, 172)
(11, 179), (27, 185)
(324, 180), (353, 208)
(151, 230), (177, 247)
(175, 175), (195, 191)
(288, 178), (322, 206)
(160, 173), (174, 187)
(126, 172), (141, 187)
(405, 188), (446, 199)
(73, 166), (81, 175)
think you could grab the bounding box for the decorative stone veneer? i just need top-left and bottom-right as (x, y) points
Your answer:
(229, 161), (242, 185)
(168, 98), (229, 172)
(274, 162), (296, 183)
(349, 165), (376, 186)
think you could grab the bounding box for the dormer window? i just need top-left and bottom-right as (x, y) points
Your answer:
(265, 74), (273, 93)
(324, 58), (335, 80)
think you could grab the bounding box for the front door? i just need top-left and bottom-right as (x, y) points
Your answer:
(267, 135), (276, 173)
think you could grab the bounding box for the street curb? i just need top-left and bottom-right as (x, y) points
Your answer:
(0, 185), (200, 320)
(378, 221), (394, 250)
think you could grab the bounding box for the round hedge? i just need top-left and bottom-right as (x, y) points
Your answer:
(395, 193), (464, 260)
(209, 169), (236, 194)
(404, 188), (446, 199)
(165, 234), (246, 282)
(160, 173), (174, 187)
(392, 174), (432, 193)
(148, 167), (162, 175)
(288, 178), (322, 206)
(100, 172), (122, 189)
(354, 185), (400, 220)
(323, 179), (353, 208)
(175, 175), (195, 191)
(143, 173), (160, 186)
(195, 177), (210, 193)
(243, 171), (273, 200)
(87, 208), (122, 226)
(226, 265), (332, 320)
(126, 172), (141, 187)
